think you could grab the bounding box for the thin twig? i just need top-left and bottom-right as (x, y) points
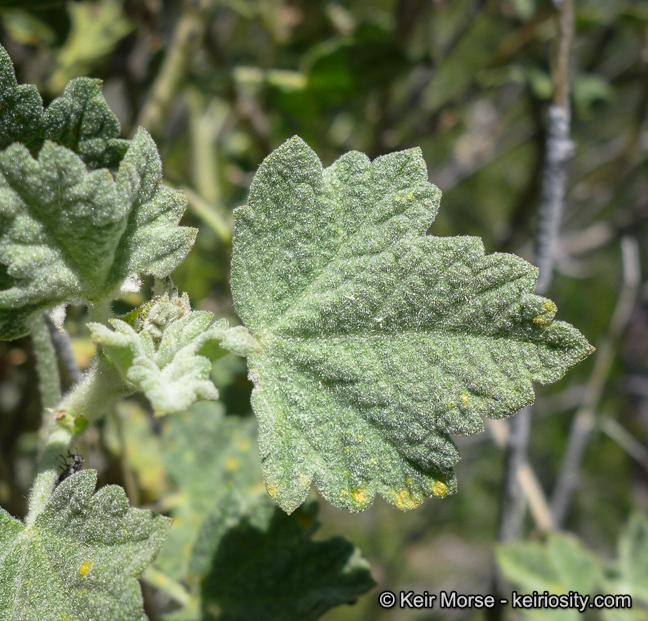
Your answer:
(136, 0), (210, 136)
(174, 184), (232, 244)
(44, 312), (83, 386)
(550, 237), (641, 526)
(599, 416), (648, 474)
(142, 566), (192, 608)
(497, 0), (575, 544)
(487, 420), (555, 533)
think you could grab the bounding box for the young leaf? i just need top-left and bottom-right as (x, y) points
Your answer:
(231, 137), (593, 513)
(89, 294), (259, 415)
(0, 470), (171, 621)
(0, 130), (195, 340)
(189, 491), (375, 621)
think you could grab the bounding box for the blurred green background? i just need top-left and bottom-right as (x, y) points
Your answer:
(0, 0), (647, 619)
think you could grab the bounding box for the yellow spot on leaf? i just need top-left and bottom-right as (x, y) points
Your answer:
(393, 488), (422, 511)
(460, 393), (469, 406)
(543, 300), (557, 313)
(340, 490), (349, 498)
(351, 487), (369, 509)
(431, 481), (449, 497)
(406, 192), (413, 200)
(266, 486), (278, 499)
(79, 561), (92, 576)
(224, 457), (240, 472)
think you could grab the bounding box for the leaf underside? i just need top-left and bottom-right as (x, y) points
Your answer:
(0, 470), (171, 621)
(231, 136), (593, 513)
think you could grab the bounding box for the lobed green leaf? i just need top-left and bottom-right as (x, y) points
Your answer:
(0, 44), (44, 152)
(231, 136), (593, 513)
(0, 44), (129, 169)
(497, 534), (603, 621)
(0, 470), (171, 621)
(0, 130), (196, 339)
(605, 512), (648, 609)
(42, 77), (130, 171)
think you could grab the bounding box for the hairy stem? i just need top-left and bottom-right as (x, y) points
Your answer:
(26, 356), (134, 525)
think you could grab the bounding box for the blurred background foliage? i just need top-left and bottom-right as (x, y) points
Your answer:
(0, 0), (647, 619)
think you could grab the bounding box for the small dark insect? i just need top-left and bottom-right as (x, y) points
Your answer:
(57, 449), (84, 485)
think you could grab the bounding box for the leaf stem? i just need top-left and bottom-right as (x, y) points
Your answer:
(26, 356), (134, 525)
(88, 299), (112, 325)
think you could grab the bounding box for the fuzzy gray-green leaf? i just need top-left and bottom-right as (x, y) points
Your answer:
(0, 470), (171, 621)
(496, 534), (602, 621)
(0, 130), (195, 339)
(231, 136), (593, 513)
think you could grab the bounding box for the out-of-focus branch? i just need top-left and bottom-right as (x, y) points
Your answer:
(136, 0), (210, 136)
(185, 89), (233, 243)
(487, 420), (555, 533)
(533, 105), (573, 295)
(550, 237), (641, 526)
(497, 0), (574, 545)
(600, 416), (648, 474)
(534, 0), (574, 294)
